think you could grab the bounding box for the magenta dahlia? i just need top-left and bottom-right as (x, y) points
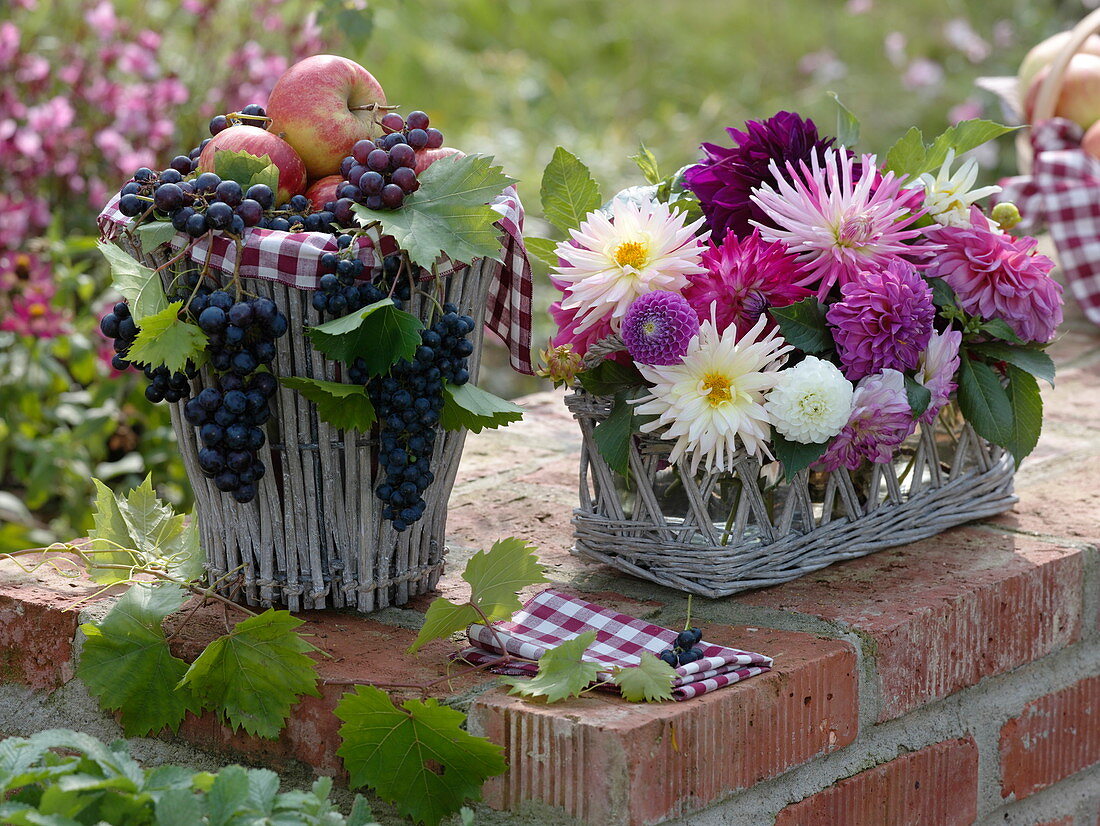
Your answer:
(683, 229), (811, 336)
(621, 291), (700, 365)
(549, 273), (615, 357)
(814, 369), (916, 472)
(682, 111), (836, 240)
(826, 260), (935, 380)
(925, 207), (1063, 343)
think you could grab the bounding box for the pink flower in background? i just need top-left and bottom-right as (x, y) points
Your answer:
(916, 328), (962, 424)
(902, 58), (945, 91)
(0, 253), (70, 339)
(826, 260), (935, 380)
(751, 149), (926, 299)
(684, 229), (810, 336)
(814, 370), (915, 472)
(944, 18), (990, 63)
(926, 207), (1063, 343)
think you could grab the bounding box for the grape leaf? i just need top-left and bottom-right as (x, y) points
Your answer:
(593, 393), (634, 476)
(502, 631), (599, 702)
(463, 537), (548, 620)
(407, 601), (480, 654)
(972, 341), (1055, 386)
(772, 429), (829, 482)
(178, 610), (320, 739)
(134, 220), (179, 251)
(88, 479), (138, 583)
(213, 149), (280, 194)
(307, 298), (423, 372)
(440, 382), (524, 433)
(125, 302), (207, 374)
(353, 154), (516, 268)
(1004, 364), (1043, 466)
(97, 241), (168, 322)
(540, 146), (602, 234)
(611, 652), (676, 702)
(523, 236), (559, 269)
(279, 377), (376, 432)
(77, 583), (199, 737)
(956, 353), (1012, 448)
(769, 298), (833, 354)
(335, 685), (507, 826)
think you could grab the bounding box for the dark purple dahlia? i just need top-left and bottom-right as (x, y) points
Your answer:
(683, 111), (835, 241)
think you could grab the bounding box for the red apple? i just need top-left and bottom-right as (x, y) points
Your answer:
(1082, 119), (1100, 158)
(267, 55), (387, 179)
(413, 147), (466, 175)
(1024, 53), (1100, 128)
(197, 125), (307, 205)
(1018, 31), (1100, 104)
(305, 175), (344, 210)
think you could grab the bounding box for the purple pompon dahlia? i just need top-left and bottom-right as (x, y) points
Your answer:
(683, 229), (811, 336)
(814, 369), (916, 472)
(826, 260), (935, 380)
(683, 111), (836, 240)
(621, 291), (701, 365)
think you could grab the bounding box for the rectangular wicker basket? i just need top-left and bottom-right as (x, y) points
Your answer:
(566, 388), (1017, 598)
(120, 236), (499, 612)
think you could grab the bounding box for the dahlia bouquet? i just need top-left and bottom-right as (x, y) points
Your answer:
(532, 111), (1062, 481)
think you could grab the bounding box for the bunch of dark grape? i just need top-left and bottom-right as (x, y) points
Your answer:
(329, 110), (443, 223)
(312, 251), (412, 324)
(367, 304), (473, 531)
(188, 291), (288, 376)
(659, 628), (705, 667)
(99, 301), (197, 402)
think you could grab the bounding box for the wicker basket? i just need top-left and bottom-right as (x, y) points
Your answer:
(119, 235), (499, 612)
(567, 388), (1017, 599)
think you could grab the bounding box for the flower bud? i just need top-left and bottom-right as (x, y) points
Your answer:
(536, 342), (583, 387)
(991, 202), (1022, 231)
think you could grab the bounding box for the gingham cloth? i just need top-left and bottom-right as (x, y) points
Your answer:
(998, 118), (1100, 328)
(96, 186), (535, 374)
(458, 589), (772, 700)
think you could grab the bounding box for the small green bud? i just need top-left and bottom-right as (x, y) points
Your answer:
(991, 202), (1022, 231)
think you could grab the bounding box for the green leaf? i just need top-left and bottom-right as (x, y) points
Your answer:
(353, 154), (515, 267)
(134, 221), (179, 251)
(178, 610), (320, 739)
(576, 358), (648, 396)
(927, 277), (958, 311)
(278, 377), (376, 432)
(629, 143), (662, 185)
(1004, 365), (1043, 467)
(904, 374), (932, 418)
(212, 149), (279, 193)
(125, 302), (207, 374)
(96, 241), (167, 322)
(972, 342), (1055, 386)
(956, 353), (1012, 448)
(204, 764), (252, 826)
(611, 651), (676, 702)
(592, 394), (634, 476)
(464, 537), (548, 620)
(77, 584), (198, 737)
(772, 429), (830, 482)
(769, 298), (833, 354)
(407, 600), (480, 655)
(335, 685), (507, 826)
(827, 91), (860, 146)
(307, 298), (423, 372)
(523, 236), (560, 268)
(347, 795), (379, 826)
(884, 126), (927, 178)
(155, 788), (203, 826)
(87, 479), (136, 583)
(884, 119), (1017, 179)
(440, 382), (524, 433)
(979, 318), (1024, 344)
(502, 631), (599, 703)
(540, 146), (602, 234)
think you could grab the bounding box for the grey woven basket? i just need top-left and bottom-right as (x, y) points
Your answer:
(119, 235), (498, 612)
(566, 388), (1017, 598)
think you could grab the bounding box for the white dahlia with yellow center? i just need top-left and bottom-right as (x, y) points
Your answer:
(632, 315), (792, 473)
(909, 148), (1001, 229)
(554, 199), (707, 334)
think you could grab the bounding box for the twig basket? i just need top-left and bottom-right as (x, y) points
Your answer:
(119, 235), (499, 612)
(567, 389), (1016, 598)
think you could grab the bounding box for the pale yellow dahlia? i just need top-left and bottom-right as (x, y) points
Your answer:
(632, 315), (792, 473)
(553, 199), (707, 334)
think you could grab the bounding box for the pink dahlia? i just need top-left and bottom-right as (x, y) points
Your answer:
(549, 271), (615, 356)
(683, 229), (811, 336)
(826, 260), (935, 380)
(814, 369), (916, 472)
(751, 149), (927, 299)
(925, 207), (1063, 343)
(621, 291), (700, 365)
(916, 328), (962, 424)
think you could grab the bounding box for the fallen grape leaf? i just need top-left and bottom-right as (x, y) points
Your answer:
(335, 685), (506, 826)
(463, 537), (548, 620)
(502, 631), (598, 703)
(97, 241), (168, 322)
(125, 302), (207, 374)
(440, 382), (524, 433)
(611, 652), (676, 702)
(279, 377), (376, 432)
(407, 600), (480, 655)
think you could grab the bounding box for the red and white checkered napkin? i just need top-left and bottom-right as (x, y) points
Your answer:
(998, 118), (1100, 328)
(458, 589), (772, 700)
(96, 186), (534, 374)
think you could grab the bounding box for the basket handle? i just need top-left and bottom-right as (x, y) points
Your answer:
(1033, 8), (1100, 123)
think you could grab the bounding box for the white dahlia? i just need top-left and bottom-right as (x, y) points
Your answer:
(909, 148), (1001, 229)
(764, 357), (854, 444)
(554, 199), (707, 334)
(632, 315), (792, 473)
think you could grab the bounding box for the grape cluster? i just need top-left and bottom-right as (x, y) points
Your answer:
(181, 371), (278, 504)
(99, 301), (197, 402)
(117, 168), (274, 239)
(368, 304), (474, 531)
(310, 252), (382, 320)
(188, 290), (288, 376)
(329, 110), (443, 222)
(659, 628), (705, 667)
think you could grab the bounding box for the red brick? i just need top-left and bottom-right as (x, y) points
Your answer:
(774, 737), (979, 826)
(1001, 674), (1100, 800)
(736, 527), (1084, 721)
(470, 626), (857, 826)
